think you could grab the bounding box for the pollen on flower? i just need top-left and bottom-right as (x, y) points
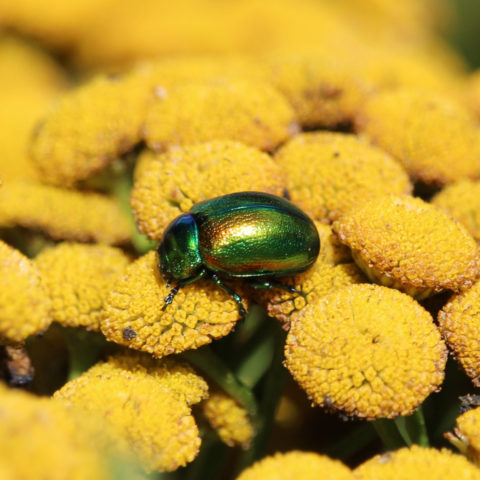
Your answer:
(0, 240), (51, 343)
(30, 74), (147, 186)
(236, 451), (355, 480)
(142, 79), (297, 152)
(285, 284), (447, 419)
(34, 243), (130, 331)
(54, 352), (208, 472)
(334, 194), (480, 299)
(274, 132), (411, 223)
(355, 88), (480, 186)
(438, 281), (480, 386)
(0, 181), (131, 244)
(130, 140), (286, 239)
(101, 251), (242, 358)
(201, 391), (254, 448)
(354, 445), (480, 480)
(432, 180), (480, 242)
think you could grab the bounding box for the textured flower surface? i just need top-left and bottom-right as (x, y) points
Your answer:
(35, 243), (130, 330)
(334, 194), (480, 298)
(285, 284), (447, 419)
(101, 251), (241, 357)
(54, 352), (208, 472)
(0, 240), (51, 343)
(354, 446), (480, 480)
(236, 451), (355, 480)
(274, 132), (411, 223)
(130, 140), (286, 239)
(449, 406), (480, 466)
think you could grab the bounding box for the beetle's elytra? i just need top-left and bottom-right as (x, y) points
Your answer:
(158, 191), (320, 317)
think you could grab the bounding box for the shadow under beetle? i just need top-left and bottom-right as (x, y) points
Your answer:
(157, 191), (320, 317)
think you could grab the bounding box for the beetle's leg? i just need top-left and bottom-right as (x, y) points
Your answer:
(161, 270), (207, 311)
(211, 274), (246, 318)
(249, 278), (302, 295)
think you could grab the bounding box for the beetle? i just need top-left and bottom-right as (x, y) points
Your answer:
(158, 191), (320, 317)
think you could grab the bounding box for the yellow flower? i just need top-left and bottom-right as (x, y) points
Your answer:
(354, 445), (480, 480)
(448, 406), (480, 466)
(315, 223), (353, 265)
(142, 79), (297, 152)
(130, 140), (286, 239)
(201, 391), (254, 448)
(466, 69), (480, 119)
(101, 251), (241, 358)
(0, 181), (131, 244)
(356, 88), (480, 186)
(54, 352), (208, 472)
(34, 242), (130, 331)
(438, 281), (480, 386)
(0, 240), (51, 344)
(236, 451), (355, 480)
(0, 383), (117, 480)
(334, 194), (480, 299)
(285, 284), (446, 419)
(31, 74), (146, 186)
(274, 132), (411, 223)
(432, 180), (480, 242)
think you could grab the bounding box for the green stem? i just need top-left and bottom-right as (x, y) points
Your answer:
(326, 422), (377, 460)
(405, 408), (429, 447)
(371, 418), (407, 451)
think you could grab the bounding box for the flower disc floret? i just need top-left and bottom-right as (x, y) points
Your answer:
(450, 406), (480, 465)
(101, 251), (241, 358)
(0, 240), (51, 343)
(274, 132), (411, 223)
(130, 140), (286, 239)
(285, 284), (447, 419)
(438, 281), (480, 386)
(356, 88), (480, 185)
(236, 451), (355, 480)
(31, 74), (146, 186)
(354, 445), (480, 480)
(334, 194), (480, 299)
(35, 243), (130, 331)
(142, 79), (297, 152)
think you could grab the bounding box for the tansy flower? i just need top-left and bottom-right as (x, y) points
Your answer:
(446, 406), (480, 465)
(142, 79), (297, 152)
(34, 243), (130, 331)
(285, 284), (447, 419)
(101, 250), (242, 358)
(31, 74), (147, 186)
(130, 140), (286, 239)
(54, 352), (208, 472)
(0, 181), (131, 244)
(466, 69), (480, 119)
(0, 240), (51, 344)
(354, 445), (480, 480)
(236, 451), (355, 480)
(333, 194), (480, 299)
(201, 390), (254, 448)
(315, 223), (352, 265)
(355, 88), (480, 186)
(438, 281), (480, 386)
(432, 180), (480, 242)
(274, 132), (411, 224)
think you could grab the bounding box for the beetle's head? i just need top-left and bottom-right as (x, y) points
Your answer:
(158, 214), (203, 282)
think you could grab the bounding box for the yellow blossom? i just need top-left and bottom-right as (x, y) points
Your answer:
(334, 194), (480, 299)
(0, 383), (117, 480)
(315, 223), (352, 265)
(466, 70), (480, 119)
(236, 451), (355, 480)
(31, 74), (147, 186)
(0, 240), (51, 344)
(356, 88), (480, 186)
(101, 251), (242, 358)
(448, 406), (480, 466)
(201, 391), (254, 448)
(285, 284), (447, 419)
(34, 243), (130, 331)
(354, 445), (480, 480)
(54, 352), (208, 472)
(130, 140), (286, 239)
(274, 132), (411, 223)
(438, 281), (480, 386)
(0, 181), (131, 244)
(432, 180), (480, 242)
(142, 79), (297, 152)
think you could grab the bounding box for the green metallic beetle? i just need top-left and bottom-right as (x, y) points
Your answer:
(158, 191), (320, 317)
